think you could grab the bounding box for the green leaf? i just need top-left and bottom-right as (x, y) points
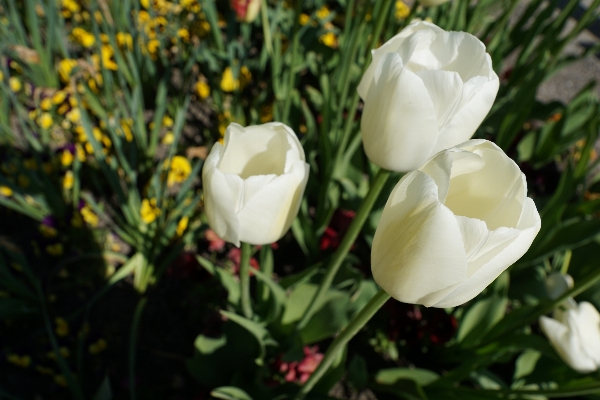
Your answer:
(194, 335), (227, 355)
(92, 376), (112, 400)
(220, 310), (277, 365)
(457, 294), (508, 347)
(252, 268), (286, 322)
(375, 368), (440, 386)
(210, 387), (253, 400)
(514, 350), (542, 381)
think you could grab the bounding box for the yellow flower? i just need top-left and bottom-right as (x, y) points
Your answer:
(162, 115), (174, 127)
(116, 32), (133, 49)
(7, 354), (31, 368)
(0, 70), (3, 81)
(72, 27), (96, 47)
(220, 67), (238, 92)
(165, 155), (192, 186)
(0, 186), (13, 196)
(319, 31), (337, 48)
(46, 243), (64, 256)
(299, 13), (310, 25)
(176, 216), (189, 236)
(55, 317), (69, 336)
(61, 150), (74, 167)
(40, 98), (53, 110)
(147, 39), (160, 57)
(63, 171), (74, 189)
(161, 132), (174, 144)
(9, 77), (21, 92)
(88, 338), (107, 354)
(38, 113), (53, 129)
(58, 59), (78, 82)
(177, 28), (190, 42)
(35, 366), (54, 375)
(141, 198), (161, 224)
(395, 1), (410, 19)
(62, 0), (80, 13)
(260, 104), (273, 123)
(47, 347), (70, 360)
(52, 91), (67, 105)
(66, 108), (80, 123)
(195, 80), (210, 99)
(120, 119), (134, 142)
(81, 205), (99, 227)
(141, 0), (150, 9)
(316, 6), (330, 19)
(54, 375), (67, 386)
(39, 224), (58, 238)
(100, 45), (118, 70)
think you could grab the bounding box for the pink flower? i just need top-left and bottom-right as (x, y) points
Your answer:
(204, 229), (226, 252)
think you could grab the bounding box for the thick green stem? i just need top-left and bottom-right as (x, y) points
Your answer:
(240, 242), (253, 319)
(295, 289), (391, 399)
(296, 169), (391, 331)
(260, 0), (273, 56)
(281, 0), (303, 123)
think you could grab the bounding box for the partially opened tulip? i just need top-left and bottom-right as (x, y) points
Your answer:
(540, 301), (600, 373)
(371, 140), (541, 308)
(202, 122), (309, 246)
(357, 21), (499, 172)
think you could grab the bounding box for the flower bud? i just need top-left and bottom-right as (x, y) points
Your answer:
(357, 21), (499, 172)
(202, 122), (309, 246)
(540, 301), (600, 373)
(371, 140), (541, 308)
(230, 0), (261, 23)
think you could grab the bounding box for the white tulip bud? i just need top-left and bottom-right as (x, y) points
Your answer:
(371, 140), (541, 308)
(357, 21), (499, 172)
(546, 272), (574, 300)
(202, 122), (309, 246)
(540, 301), (600, 373)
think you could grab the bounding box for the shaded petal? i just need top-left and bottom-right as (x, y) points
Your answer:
(203, 148), (242, 246)
(433, 73), (499, 153)
(372, 171), (467, 306)
(237, 161), (309, 245)
(444, 147), (525, 230)
(572, 302), (600, 366)
(539, 316), (597, 373)
(361, 53), (439, 172)
(414, 70), (463, 131)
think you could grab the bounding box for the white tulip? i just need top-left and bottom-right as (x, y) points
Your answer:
(202, 122), (309, 246)
(371, 140), (541, 308)
(539, 301), (600, 373)
(357, 21), (499, 172)
(545, 272), (574, 300)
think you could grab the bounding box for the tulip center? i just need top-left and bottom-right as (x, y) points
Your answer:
(443, 150), (524, 231)
(218, 128), (291, 179)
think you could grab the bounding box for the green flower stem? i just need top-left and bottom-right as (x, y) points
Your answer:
(260, 0), (273, 56)
(295, 289), (391, 399)
(296, 168), (391, 331)
(240, 242), (253, 319)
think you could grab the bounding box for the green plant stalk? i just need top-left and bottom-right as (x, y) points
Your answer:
(296, 168), (391, 331)
(129, 296), (148, 400)
(281, 0), (304, 123)
(240, 242), (253, 318)
(260, 0), (273, 56)
(295, 289), (391, 399)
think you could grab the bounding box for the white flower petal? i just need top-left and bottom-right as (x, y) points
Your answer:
(414, 70), (464, 131)
(361, 53), (439, 172)
(372, 171), (467, 306)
